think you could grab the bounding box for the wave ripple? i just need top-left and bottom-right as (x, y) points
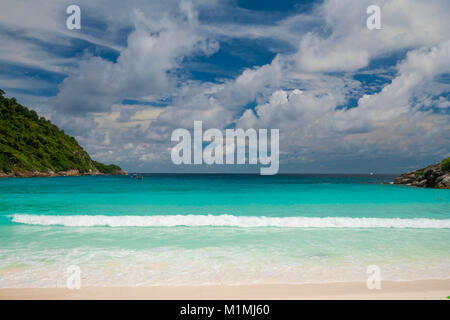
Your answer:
(10, 214), (450, 228)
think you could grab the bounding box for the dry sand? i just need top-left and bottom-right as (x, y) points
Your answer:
(1, 279), (449, 300)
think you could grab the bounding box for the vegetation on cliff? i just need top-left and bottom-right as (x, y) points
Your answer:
(441, 157), (450, 172)
(0, 89), (124, 176)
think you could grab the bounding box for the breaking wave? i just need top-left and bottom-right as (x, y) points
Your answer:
(9, 214), (450, 228)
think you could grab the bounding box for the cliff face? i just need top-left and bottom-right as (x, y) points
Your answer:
(394, 158), (450, 188)
(0, 89), (126, 178)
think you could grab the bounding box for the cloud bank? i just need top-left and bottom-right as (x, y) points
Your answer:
(0, 0), (449, 173)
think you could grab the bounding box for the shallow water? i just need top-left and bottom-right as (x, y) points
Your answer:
(0, 174), (449, 287)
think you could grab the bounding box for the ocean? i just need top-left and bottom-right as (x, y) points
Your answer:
(0, 174), (449, 287)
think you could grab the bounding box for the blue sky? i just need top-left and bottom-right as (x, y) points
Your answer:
(0, 0), (449, 173)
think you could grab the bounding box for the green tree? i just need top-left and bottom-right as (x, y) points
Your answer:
(0, 89), (123, 175)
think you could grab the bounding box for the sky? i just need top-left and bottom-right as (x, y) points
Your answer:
(0, 0), (449, 174)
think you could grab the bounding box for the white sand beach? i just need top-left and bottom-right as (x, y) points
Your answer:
(1, 279), (449, 300)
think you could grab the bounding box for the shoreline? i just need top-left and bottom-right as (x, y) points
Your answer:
(1, 279), (449, 300)
(0, 171), (127, 178)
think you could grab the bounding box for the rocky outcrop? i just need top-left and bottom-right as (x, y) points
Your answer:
(394, 160), (450, 189)
(0, 165), (127, 178)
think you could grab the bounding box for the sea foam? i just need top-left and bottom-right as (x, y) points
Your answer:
(10, 214), (450, 228)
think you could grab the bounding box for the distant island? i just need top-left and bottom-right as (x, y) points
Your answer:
(394, 158), (450, 188)
(0, 89), (126, 178)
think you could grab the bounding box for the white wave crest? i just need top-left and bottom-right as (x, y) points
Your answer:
(9, 214), (450, 228)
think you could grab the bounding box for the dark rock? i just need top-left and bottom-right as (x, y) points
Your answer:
(424, 169), (438, 187)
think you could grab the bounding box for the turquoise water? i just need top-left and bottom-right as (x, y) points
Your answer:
(0, 174), (449, 287)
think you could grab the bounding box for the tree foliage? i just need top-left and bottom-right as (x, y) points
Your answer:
(0, 90), (122, 174)
(441, 157), (450, 171)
